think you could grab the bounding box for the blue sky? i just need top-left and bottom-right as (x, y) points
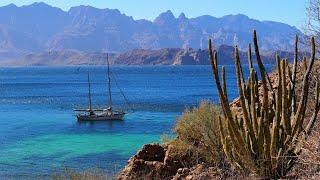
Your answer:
(0, 0), (307, 29)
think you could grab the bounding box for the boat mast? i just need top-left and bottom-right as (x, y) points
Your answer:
(107, 54), (113, 109)
(87, 73), (92, 111)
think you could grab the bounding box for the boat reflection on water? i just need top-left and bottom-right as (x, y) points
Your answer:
(75, 117), (126, 129)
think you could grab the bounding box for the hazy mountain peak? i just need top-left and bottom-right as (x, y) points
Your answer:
(68, 5), (123, 17)
(163, 10), (175, 17)
(154, 10), (176, 25)
(178, 13), (187, 20)
(69, 5), (100, 13)
(23, 2), (52, 9)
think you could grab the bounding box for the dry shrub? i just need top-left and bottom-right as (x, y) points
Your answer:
(171, 101), (226, 166)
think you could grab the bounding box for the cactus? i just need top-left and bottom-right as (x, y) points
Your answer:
(209, 30), (320, 178)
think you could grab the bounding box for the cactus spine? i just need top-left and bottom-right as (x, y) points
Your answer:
(209, 30), (320, 178)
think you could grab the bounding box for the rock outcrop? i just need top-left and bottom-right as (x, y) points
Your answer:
(118, 144), (177, 179)
(118, 144), (219, 180)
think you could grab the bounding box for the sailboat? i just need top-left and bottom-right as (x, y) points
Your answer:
(74, 57), (126, 121)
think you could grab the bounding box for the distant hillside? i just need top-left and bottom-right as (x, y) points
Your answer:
(16, 51), (116, 66)
(112, 46), (300, 65)
(5, 45), (301, 66)
(0, 2), (303, 59)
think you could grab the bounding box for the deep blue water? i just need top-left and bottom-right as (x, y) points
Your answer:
(0, 65), (273, 179)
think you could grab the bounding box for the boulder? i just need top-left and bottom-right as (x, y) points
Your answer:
(119, 143), (196, 179)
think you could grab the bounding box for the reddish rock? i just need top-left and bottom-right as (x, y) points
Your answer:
(135, 144), (166, 162)
(118, 144), (182, 180)
(118, 143), (222, 179)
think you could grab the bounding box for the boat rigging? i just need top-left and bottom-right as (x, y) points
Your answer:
(74, 54), (126, 121)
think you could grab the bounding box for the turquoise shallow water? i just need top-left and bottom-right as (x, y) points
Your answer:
(0, 65), (272, 179)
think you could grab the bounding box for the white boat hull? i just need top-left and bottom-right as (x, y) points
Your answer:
(77, 112), (125, 121)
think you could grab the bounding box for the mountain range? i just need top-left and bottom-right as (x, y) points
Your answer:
(7, 45), (299, 66)
(0, 2), (302, 58)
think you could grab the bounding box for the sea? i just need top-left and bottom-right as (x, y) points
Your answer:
(0, 65), (273, 179)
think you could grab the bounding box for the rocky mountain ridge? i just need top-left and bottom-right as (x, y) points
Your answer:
(0, 2), (303, 59)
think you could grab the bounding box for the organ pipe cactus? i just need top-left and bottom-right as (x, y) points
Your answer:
(209, 30), (320, 178)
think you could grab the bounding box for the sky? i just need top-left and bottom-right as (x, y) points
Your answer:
(0, 0), (307, 29)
